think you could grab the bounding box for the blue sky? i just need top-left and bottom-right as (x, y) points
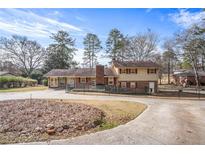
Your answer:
(0, 8), (204, 65)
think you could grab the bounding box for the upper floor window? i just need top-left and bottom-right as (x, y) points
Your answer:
(120, 69), (126, 74)
(130, 69), (137, 74)
(147, 69), (157, 74)
(119, 68), (137, 74)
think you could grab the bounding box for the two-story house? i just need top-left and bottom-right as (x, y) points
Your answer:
(44, 60), (160, 93)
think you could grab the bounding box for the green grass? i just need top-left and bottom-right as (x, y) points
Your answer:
(0, 86), (48, 93)
(63, 99), (147, 131)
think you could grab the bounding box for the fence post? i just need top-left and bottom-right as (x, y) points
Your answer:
(198, 87), (200, 99)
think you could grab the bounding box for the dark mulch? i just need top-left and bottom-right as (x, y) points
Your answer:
(0, 99), (105, 144)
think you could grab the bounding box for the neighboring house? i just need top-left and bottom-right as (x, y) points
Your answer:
(44, 60), (160, 93)
(0, 71), (15, 76)
(158, 73), (175, 85)
(173, 69), (205, 86)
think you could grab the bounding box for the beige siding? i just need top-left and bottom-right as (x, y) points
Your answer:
(112, 65), (119, 74)
(118, 68), (158, 81)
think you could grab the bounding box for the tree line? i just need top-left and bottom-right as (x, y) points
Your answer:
(0, 29), (159, 77)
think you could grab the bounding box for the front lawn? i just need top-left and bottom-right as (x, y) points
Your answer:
(0, 86), (48, 93)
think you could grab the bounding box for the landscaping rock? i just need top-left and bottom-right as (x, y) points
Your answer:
(46, 124), (54, 129)
(0, 99), (105, 144)
(46, 129), (55, 135)
(56, 127), (64, 132)
(62, 124), (69, 129)
(21, 130), (27, 134)
(35, 127), (43, 132)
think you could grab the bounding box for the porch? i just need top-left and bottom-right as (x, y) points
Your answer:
(48, 76), (97, 88)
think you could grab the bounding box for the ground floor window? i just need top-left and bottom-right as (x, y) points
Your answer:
(91, 79), (96, 86)
(130, 82), (136, 88)
(121, 82), (126, 88)
(80, 77), (86, 83)
(108, 77), (114, 85)
(59, 77), (66, 85)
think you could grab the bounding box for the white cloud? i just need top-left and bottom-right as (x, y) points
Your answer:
(0, 9), (82, 38)
(169, 9), (205, 28)
(73, 48), (84, 65)
(75, 16), (86, 22)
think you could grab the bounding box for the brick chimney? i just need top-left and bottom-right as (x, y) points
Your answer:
(96, 65), (104, 85)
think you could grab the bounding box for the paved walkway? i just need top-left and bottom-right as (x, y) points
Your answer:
(1, 89), (205, 144)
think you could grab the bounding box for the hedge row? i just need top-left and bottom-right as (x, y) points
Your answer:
(0, 76), (37, 88)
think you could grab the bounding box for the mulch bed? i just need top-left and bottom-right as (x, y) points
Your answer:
(0, 99), (105, 144)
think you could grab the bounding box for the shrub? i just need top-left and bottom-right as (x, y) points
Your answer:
(0, 76), (37, 88)
(30, 70), (43, 84)
(42, 79), (48, 86)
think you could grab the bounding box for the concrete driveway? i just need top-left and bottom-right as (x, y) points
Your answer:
(0, 89), (205, 144)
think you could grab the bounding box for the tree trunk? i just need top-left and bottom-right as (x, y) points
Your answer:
(193, 64), (200, 89)
(168, 58), (170, 84)
(202, 56), (205, 71)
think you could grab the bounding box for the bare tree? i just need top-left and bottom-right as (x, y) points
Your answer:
(0, 35), (46, 77)
(175, 25), (205, 88)
(125, 30), (158, 61)
(162, 39), (178, 84)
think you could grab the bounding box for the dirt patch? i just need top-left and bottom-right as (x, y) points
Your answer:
(0, 99), (104, 144)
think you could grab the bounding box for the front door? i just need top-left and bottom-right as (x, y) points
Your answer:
(149, 82), (155, 93)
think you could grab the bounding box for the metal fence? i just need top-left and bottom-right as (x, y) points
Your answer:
(66, 84), (149, 95)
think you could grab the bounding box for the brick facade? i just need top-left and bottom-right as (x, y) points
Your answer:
(118, 81), (157, 92)
(96, 65), (105, 85)
(46, 61), (159, 93)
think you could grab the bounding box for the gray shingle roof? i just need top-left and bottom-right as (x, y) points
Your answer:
(173, 70), (205, 77)
(44, 68), (117, 77)
(112, 60), (160, 68)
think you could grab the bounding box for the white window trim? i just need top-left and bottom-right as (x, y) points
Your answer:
(130, 82), (136, 88)
(108, 77), (114, 85)
(130, 69), (137, 74)
(121, 69), (126, 74)
(121, 82), (126, 88)
(148, 69), (156, 74)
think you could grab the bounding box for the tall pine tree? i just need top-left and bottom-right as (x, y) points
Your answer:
(83, 33), (102, 68)
(106, 28), (125, 61)
(44, 30), (77, 72)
